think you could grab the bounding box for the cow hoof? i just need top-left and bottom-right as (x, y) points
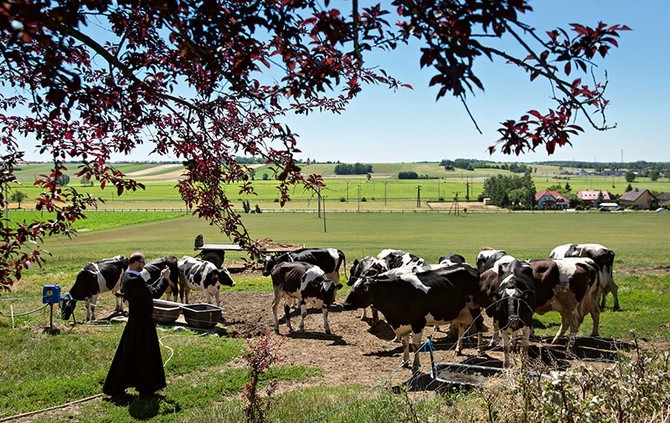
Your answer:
(324, 329), (331, 335)
(401, 361), (411, 369)
(613, 306), (622, 312)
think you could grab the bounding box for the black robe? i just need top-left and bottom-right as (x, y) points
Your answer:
(103, 270), (170, 395)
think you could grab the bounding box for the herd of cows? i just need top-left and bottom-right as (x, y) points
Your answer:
(58, 243), (618, 370)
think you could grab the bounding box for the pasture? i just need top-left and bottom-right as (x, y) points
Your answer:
(2, 208), (670, 421)
(7, 163), (670, 213)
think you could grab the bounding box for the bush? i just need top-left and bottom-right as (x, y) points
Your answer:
(398, 171), (418, 179)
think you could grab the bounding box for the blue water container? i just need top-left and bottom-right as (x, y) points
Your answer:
(42, 284), (61, 304)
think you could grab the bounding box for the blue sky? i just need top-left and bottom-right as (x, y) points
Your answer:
(13, 1), (669, 164)
(287, 0), (670, 164)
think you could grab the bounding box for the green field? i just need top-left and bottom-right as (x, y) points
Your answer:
(8, 163), (670, 212)
(2, 209), (670, 421)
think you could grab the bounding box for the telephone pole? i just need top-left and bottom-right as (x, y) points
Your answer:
(416, 185), (421, 208)
(449, 192), (460, 215)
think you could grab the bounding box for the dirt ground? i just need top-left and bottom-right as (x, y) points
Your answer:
(219, 289), (523, 391)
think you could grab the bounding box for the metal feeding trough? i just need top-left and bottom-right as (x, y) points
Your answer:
(152, 299), (183, 325)
(429, 355), (504, 392)
(182, 303), (223, 329)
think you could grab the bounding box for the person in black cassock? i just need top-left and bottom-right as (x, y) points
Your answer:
(103, 252), (171, 397)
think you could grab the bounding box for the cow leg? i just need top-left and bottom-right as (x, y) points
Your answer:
(178, 275), (187, 303)
(113, 293), (124, 314)
(322, 305), (331, 334)
(489, 320), (501, 347)
(589, 303), (601, 337)
(551, 313), (570, 344)
(400, 334), (411, 367)
(298, 301), (307, 332)
(566, 312), (581, 350)
(371, 307), (379, 327)
(410, 332), (423, 372)
(89, 295), (99, 321)
(284, 302), (294, 333)
(501, 329), (512, 368)
(326, 271), (339, 301)
(470, 307), (484, 352)
(455, 324), (465, 355)
(597, 283), (609, 310)
(609, 280), (620, 311)
(359, 307), (367, 320)
(214, 288), (221, 307)
(271, 292), (281, 334)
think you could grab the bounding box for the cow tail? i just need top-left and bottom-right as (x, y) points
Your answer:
(340, 250), (348, 279)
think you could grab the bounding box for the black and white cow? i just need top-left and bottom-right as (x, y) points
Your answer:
(60, 255), (129, 321)
(550, 243), (619, 311)
(343, 264), (483, 371)
(487, 259), (536, 367)
(263, 247), (346, 287)
(141, 256), (180, 302)
(437, 253), (467, 267)
(178, 256), (236, 305)
(271, 261), (343, 334)
(347, 256), (389, 325)
(529, 257), (600, 346)
(476, 248), (508, 273)
(377, 249), (428, 271)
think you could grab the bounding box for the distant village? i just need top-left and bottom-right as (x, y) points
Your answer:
(535, 168), (669, 212)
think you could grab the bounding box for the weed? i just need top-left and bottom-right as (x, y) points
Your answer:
(241, 333), (283, 423)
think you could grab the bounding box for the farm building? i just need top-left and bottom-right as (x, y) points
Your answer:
(577, 189), (612, 206)
(535, 190), (570, 209)
(657, 192), (670, 207)
(619, 188), (658, 210)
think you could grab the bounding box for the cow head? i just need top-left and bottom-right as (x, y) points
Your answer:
(262, 254), (278, 276)
(60, 292), (76, 320)
(301, 266), (342, 305)
(494, 260), (535, 331)
(347, 256), (388, 286)
(143, 256), (180, 287)
(342, 277), (375, 311)
(476, 249), (507, 273)
(217, 267), (236, 287)
(438, 253), (466, 267)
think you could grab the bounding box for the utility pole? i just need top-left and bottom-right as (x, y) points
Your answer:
(450, 192), (460, 215)
(317, 186), (321, 218)
(322, 196), (327, 233)
(357, 184), (361, 212)
(416, 185), (421, 208)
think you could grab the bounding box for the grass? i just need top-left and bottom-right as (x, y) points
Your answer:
(2, 195), (670, 421)
(11, 211), (670, 342)
(7, 163), (670, 211)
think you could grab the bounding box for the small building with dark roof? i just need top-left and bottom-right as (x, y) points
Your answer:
(619, 188), (658, 210)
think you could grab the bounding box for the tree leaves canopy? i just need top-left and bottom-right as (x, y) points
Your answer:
(0, 1), (628, 286)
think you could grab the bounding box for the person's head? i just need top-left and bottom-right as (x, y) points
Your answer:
(128, 252), (146, 271)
